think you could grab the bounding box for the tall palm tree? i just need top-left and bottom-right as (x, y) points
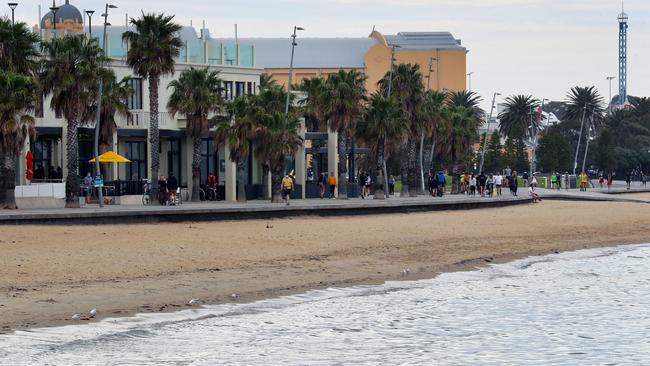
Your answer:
(356, 93), (406, 198)
(168, 67), (223, 201)
(96, 74), (132, 149)
(631, 97), (650, 117)
(257, 112), (303, 202)
(298, 76), (328, 177)
(498, 95), (540, 139)
(420, 90), (448, 187)
(123, 13), (182, 202)
(444, 106), (479, 180)
(258, 73), (278, 91)
(378, 63), (423, 196)
(447, 90), (484, 121)
(40, 34), (106, 208)
(0, 71), (36, 209)
(0, 19), (40, 75)
(215, 96), (257, 202)
(565, 86), (604, 126)
(325, 69), (367, 198)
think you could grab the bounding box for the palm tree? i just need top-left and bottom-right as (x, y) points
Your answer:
(258, 73), (278, 91)
(565, 86), (605, 126)
(0, 19), (40, 75)
(96, 74), (132, 149)
(0, 71), (36, 208)
(498, 95), (540, 140)
(40, 34), (106, 208)
(257, 112), (303, 202)
(325, 69), (367, 198)
(298, 76), (328, 177)
(444, 106), (479, 183)
(123, 13), (182, 202)
(420, 90), (448, 187)
(378, 63), (424, 197)
(447, 90), (484, 121)
(168, 67), (223, 201)
(631, 97), (650, 117)
(215, 96), (257, 202)
(356, 93), (406, 198)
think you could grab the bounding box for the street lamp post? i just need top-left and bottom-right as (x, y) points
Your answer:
(386, 45), (400, 98)
(426, 57), (436, 90)
(606, 76), (616, 113)
(284, 25), (304, 115)
(467, 72), (474, 92)
(93, 3), (117, 208)
(530, 98), (547, 174)
(50, 4), (59, 32)
(85, 10), (95, 36)
(581, 110), (596, 174)
(8, 2), (17, 25)
(573, 104), (590, 175)
(478, 92), (500, 174)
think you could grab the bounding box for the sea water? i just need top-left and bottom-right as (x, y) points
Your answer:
(2, 244), (650, 365)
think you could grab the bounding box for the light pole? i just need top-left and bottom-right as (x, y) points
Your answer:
(479, 92), (500, 174)
(530, 98), (547, 174)
(467, 71), (474, 92)
(50, 4), (59, 32)
(93, 3), (117, 208)
(426, 57), (437, 90)
(284, 25), (304, 115)
(581, 110), (596, 174)
(8, 2), (17, 25)
(606, 76), (616, 113)
(85, 10), (95, 36)
(386, 44), (400, 98)
(573, 104), (590, 175)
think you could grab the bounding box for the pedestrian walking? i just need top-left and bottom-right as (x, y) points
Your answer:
(167, 173), (179, 205)
(625, 172), (632, 190)
(510, 172), (518, 196)
(469, 175), (476, 197)
(607, 172), (613, 190)
(388, 175), (395, 195)
(580, 171), (589, 191)
(328, 172), (337, 198)
(494, 173), (503, 196)
(359, 171), (367, 199)
(83, 172), (94, 204)
(598, 174), (605, 189)
(281, 173), (294, 205)
(158, 175), (168, 205)
(523, 171), (529, 187)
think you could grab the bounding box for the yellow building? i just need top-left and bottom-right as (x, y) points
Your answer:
(216, 30), (467, 93)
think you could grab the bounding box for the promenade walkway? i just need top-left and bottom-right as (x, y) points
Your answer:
(1, 186), (648, 225)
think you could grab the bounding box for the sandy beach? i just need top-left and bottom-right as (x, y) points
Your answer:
(1, 200), (649, 332)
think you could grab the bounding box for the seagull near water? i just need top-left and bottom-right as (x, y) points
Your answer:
(401, 268), (411, 276)
(230, 293), (239, 300)
(89, 308), (97, 318)
(71, 313), (81, 320)
(188, 298), (201, 306)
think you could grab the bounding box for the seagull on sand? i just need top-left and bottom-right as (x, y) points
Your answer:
(89, 308), (97, 318)
(230, 293), (239, 300)
(188, 298), (201, 306)
(401, 268), (411, 276)
(71, 313), (81, 320)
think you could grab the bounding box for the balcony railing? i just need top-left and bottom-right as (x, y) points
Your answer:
(119, 111), (172, 129)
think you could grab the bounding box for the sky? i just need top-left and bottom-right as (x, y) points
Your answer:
(6, 0), (650, 111)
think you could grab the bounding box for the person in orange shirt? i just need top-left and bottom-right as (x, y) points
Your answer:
(328, 172), (337, 199)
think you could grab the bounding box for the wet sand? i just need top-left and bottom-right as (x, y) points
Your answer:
(1, 200), (649, 332)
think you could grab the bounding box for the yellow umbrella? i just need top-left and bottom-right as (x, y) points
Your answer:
(89, 151), (131, 163)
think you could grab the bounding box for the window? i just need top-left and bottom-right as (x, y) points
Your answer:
(167, 139), (182, 183)
(235, 82), (245, 98)
(78, 139), (94, 178)
(124, 141), (147, 180)
(223, 81), (233, 101)
(32, 139), (52, 180)
(200, 138), (217, 184)
(247, 82), (253, 95)
(127, 78), (143, 110)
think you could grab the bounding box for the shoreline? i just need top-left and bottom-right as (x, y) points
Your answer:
(1, 200), (649, 333)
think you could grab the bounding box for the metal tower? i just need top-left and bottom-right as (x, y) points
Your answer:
(618, 4), (628, 106)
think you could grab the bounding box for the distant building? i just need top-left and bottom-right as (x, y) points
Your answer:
(216, 30), (468, 93)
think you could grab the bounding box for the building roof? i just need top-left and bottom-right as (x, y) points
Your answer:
(40, 1), (83, 29)
(212, 37), (379, 69)
(384, 32), (465, 51)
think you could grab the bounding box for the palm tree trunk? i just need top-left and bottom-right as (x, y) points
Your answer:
(399, 138), (409, 197)
(236, 160), (246, 202)
(262, 163), (270, 199)
(374, 138), (386, 200)
(337, 128), (348, 199)
(407, 138), (419, 197)
(191, 135), (201, 201)
(148, 75), (160, 204)
(0, 154), (17, 209)
(271, 160), (283, 203)
(65, 115), (80, 208)
(418, 133), (425, 195)
(428, 141), (436, 170)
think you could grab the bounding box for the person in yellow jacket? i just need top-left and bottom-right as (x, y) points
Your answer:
(281, 173), (294, 206)
(328, 172), (337, 199)
(579, 171), (589, 191)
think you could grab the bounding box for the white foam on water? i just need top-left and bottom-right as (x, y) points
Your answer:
(2, 244), (650, 365)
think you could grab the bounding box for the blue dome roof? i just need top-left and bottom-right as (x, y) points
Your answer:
(40, 1), (83, 29)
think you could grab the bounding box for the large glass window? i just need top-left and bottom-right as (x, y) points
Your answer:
(32, 139), (51, 180)
(235, 82), (245, 98)
(223, 81), (233, 101)
(127, 78), (143, 110)
(200, 138), (217, 184)
(124, 141), (147, 180)
(78, 139), (94, 178)
(167, 139), (182, 183)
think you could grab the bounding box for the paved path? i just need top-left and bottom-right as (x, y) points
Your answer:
(1, 187), (648, 225)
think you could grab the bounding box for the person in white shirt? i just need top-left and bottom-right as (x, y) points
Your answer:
(529, 185), (541, 203)
(531, 173), (538, 188)
(494, 174), (503, 196)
